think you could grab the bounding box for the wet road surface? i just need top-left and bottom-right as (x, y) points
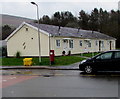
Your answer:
(1, 69), (120, 97)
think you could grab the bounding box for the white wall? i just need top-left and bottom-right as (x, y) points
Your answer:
(7, 24), (49, 57)
(7, 24), (116, 57)
(51, 37), (116, 56)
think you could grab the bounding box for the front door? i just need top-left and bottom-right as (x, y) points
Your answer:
(110, 41), (112, 50)
(99, 41), (101, 52)
(63, 40), (68, 55)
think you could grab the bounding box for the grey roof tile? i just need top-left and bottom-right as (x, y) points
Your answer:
(28, 22), (116, 40)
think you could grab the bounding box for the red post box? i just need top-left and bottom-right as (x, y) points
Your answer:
(50, 50), (54, 64)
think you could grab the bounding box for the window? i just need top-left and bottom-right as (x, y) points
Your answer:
(23, 46), (26, 49)
(79, 40), (82, 47)
(22, 42), (26, 50)
(23, 42), (25, 46)
(114, 52), (120, 59)
(69, 40), (73, 48)
(96, 41), (98, 46)
(107, 41), (110, 45)
(96, 52), (113, 60)
(88, 41), (91, 47)
(84, 40), (91, 47)
(101, 41), (104, 48)
(26, 28), (28, 31)
(56, 40), (60, 47)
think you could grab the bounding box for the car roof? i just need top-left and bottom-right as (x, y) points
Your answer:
(106, 50), (120, 52)
(92, 50), (120, 58)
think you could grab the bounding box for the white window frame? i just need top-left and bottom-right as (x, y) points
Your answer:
(56, 40), (61, 48)
(88, 41), (91, 47)
(101, 41), (104, 48)
(107, 41), (110, 45)
(79, 40), (82, 47)
(85, 40), (91, 48)
(69, 40), (73, 48)
(96, 40), (98, 46)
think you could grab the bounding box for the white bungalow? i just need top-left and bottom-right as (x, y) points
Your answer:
(6, 22), (116, 57)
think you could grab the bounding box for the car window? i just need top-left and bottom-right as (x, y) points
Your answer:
(114, 52), (120, 59)
(96, 52), (113, 60)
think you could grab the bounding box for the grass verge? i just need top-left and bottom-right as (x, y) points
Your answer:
(1, 56), (85, 66)
(80, 52), (100, 57)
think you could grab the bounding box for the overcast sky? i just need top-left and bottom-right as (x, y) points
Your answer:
(0, 0), (119, 19)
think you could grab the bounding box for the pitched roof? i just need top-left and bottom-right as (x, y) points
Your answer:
(6, 22), (116, 41)
(29, 22), (116, 40)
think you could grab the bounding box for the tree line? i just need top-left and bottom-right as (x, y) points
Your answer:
(1, 8), (120, 48)
(35, 8), (120, 48)
(1, 25), (15, 40)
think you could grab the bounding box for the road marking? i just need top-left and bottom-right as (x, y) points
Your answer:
(55, 74), (64, 76)
(2, 80), (7, 82)
(24, 73), (120, 77)
(1, 75), (37, 88)
(9, 77), (16, 79)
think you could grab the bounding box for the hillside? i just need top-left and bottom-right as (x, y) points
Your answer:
(1, 14), (34, 27)
(0, 14), (34, 40)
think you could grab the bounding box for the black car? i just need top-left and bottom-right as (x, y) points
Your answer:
(79, 50), (120, 74)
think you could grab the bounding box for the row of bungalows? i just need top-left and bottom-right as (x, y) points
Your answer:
(6, 22), (116, 57)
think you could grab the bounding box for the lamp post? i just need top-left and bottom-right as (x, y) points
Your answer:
(31, 2), (41, 63)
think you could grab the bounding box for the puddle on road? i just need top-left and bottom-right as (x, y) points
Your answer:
(80, 71), (120, 77)
(2, 69), (120, 80)
(2, 69), (33, 75)
(1, 69), (56, 77)
(43, 75), (53, 77)
(22, 70), (32, 75)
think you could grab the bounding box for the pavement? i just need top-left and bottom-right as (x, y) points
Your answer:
(0, 62), (80, 70)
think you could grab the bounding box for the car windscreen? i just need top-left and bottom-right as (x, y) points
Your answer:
(114, 51), (120, 59)
(95, 52), (113, 60)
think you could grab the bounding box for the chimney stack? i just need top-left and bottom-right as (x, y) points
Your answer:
(77, 27), (80, 33)
(58, 26), (61, 35)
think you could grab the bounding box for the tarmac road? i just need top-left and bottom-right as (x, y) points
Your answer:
(1, 69), (120, 98)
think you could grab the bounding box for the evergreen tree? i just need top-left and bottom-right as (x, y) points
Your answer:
(51, 11), (75, 27)
(40, 15), (51, 24)
(78, 10), (89, 30)
(89, 8), (99, 31)
(2, 25), (15, 40)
